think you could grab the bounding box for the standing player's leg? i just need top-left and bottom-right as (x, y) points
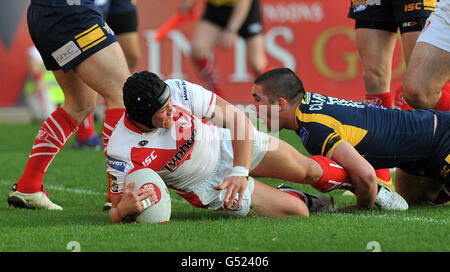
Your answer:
(356, 27), (397, 107)
(246, 34), (268, 77)
(240, 0), (268, 77)
(8, 3), (130, 210)
(403, 42), (450, 110)
(106, 0), (140, 73)
(8, 71), (95, 210)
(392, 3), (437, 110)
(68, 41), (129, 149)
(190, 20), (222, 93)
(117, 32), (141, 72)
(392, 32), (421, 110)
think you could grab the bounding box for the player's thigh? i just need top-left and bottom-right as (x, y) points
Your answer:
(395, 168), (444, 205)
(116, 32), (141, 72)
(190, 20), (222, 58)
(403, 42), (450, 107)
(250, 136), (320, 184)
(53, 69), (98, 124)
(251, 178), (309, 217)
(75, 42), (130, 109)
(399, 31), (422, 65)
(406, 42), (450, 89)
(245, 34), (267, 74)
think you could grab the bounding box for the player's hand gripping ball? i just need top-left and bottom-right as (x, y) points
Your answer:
(125, 168), (171, 223)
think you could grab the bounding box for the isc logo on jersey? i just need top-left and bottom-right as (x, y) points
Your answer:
(143, 151), (158, 167)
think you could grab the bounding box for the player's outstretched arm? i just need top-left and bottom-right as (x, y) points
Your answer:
(330, 141), (378, 209)
(211, 96), (254, 209)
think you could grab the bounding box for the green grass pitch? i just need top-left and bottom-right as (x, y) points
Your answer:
(0, 122), (448, 252)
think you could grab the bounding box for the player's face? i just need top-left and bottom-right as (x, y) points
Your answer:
(151, 98), (174, 129)
(251, 84), (276, 131)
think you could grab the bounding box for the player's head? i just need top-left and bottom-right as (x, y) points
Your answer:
(123, 71), (173, 129)
(251, 68), (305, 131)
(253, 67), (305, 105)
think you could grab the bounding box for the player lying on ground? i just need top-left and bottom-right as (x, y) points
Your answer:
(106, 72), (407, 223)
(251, 68), (450, 206)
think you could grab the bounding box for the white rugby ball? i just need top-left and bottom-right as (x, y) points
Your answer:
(125, 168), (171, 224)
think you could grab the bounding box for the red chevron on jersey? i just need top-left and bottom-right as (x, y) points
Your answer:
(129, 105), (197, 172)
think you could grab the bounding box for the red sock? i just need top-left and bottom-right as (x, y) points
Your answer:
(76, 113), (96, 142)
(102, 108), (125, 201)
(393, 85), (413, 110)
(309, 156), (353, 193)
(283, 190), (306, 202)
(434, 82), (450, 111)
(375, 168), (391, 182)
(364, 92), (393, 108)
(193, 56), (220, 93)
(16, 107), (78, 193)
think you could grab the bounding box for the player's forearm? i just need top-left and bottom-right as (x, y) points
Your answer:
(330, 141), (378, 209)
(226, 0), (252, 33)
(230, 111), (254, 170)
(109, 194), (131, 223)
(109, 207), (124, 223)
(353, 176), (378, 209)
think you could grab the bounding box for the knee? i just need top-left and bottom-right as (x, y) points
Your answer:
(362, 68), (389, 90)
(402, 82), (428, 108)
(291, 205), (309, 217)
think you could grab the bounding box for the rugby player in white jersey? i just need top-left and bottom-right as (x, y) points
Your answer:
(106, 71), (373, 223)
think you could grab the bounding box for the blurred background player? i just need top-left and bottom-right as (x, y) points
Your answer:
(26, 45), (101, 149)
(7, 0), (130, 210)
(25, 46), (64, 122)
(179, 0), (269, 95)
(94, 0), (142, 210)
(94, 0), (141, 73)
(402, 0), (450, 112)
(347, 0), (437, 189)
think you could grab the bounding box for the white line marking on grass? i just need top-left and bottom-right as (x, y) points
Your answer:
(47, 185), (107, 196)
(331, 213), (448, 224)
(0, 179), (188, 204)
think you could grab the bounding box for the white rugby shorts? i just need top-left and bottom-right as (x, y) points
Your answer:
(417, 1), (450, 52)
(178, 128), (270, 217)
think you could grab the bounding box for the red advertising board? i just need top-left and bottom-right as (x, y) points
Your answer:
(0, 0), (405, 106)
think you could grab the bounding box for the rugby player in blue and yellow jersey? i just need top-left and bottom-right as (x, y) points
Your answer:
(251, 68), (450, 206)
